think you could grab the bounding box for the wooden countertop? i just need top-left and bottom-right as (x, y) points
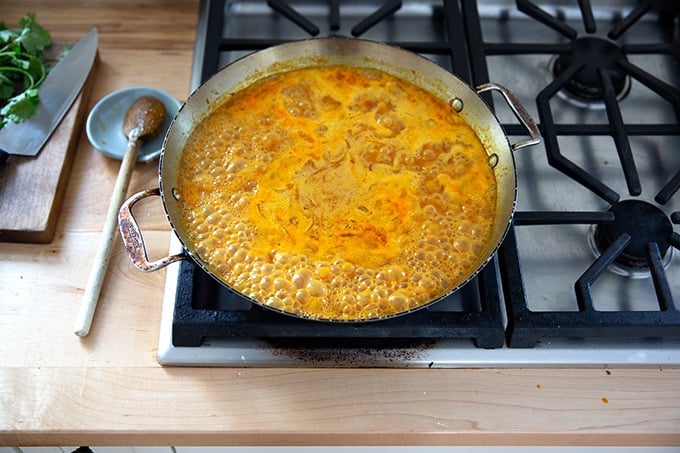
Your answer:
(1, 1), (679, 446)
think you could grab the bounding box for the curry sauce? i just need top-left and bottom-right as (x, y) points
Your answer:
(176, 65), (497, 320)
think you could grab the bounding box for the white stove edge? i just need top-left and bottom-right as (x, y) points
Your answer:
(158, 234), (680, 368)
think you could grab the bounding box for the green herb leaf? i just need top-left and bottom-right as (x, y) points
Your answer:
(1, 87), (39, 123)
(0, 13), (51, 129)
(16, 13), (52, 55)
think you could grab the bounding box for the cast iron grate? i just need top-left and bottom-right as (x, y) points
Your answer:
(178, 0), (680, 350)
(172, 257), (505, 348)
(500, 224), (680, 348)
(198, 0), (474, 84)
(172, 0), (507, 349)
(477, 0), (680, 204)
(460, 0), (680, 347)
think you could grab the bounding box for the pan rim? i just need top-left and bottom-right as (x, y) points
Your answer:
(157, 37), (520, 323)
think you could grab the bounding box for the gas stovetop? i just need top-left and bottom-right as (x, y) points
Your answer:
(158, 0), (680, 367)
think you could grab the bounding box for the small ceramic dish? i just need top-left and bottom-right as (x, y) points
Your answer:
(86, 86), (181, 162)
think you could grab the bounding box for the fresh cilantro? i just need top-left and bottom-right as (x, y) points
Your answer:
(2, 87), (39, 123)
(0, 13), (52, 129)
(15, 13), (52, 55)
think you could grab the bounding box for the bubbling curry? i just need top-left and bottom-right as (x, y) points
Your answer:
(176, 65), (497, 321)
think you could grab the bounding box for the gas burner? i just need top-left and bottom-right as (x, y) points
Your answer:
(589, 200), (674, 278)
(551, 37), (631, 109)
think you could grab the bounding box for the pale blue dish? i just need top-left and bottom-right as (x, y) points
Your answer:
(86, 86), (181, 162)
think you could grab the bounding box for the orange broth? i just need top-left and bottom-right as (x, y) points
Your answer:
(176, 65), (497, 320)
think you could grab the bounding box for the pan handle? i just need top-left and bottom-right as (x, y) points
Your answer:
(118, 187), (187, 272)
(476, 83), (541, 151)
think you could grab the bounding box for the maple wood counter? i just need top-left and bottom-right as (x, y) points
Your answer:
(1, 0), (679, 447)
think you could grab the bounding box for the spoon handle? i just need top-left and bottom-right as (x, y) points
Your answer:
(74, 132), (141, 337)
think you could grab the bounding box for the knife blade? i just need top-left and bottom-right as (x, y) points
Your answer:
(0, 27), (98, 157)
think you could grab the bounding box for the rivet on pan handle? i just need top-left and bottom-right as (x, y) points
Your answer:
(476, 83), (541, 151)
(118, 187), (186, 272)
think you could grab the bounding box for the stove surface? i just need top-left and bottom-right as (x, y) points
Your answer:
(158, 0), (680, 367)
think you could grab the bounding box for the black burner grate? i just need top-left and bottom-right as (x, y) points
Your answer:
(504, 0), (680, 204)
(173, 0), (507, 349)
(197, 0), (474, 83)
(172, 257), (505, 348)
(174, 0), (680, 350)
(500, 225), (680, 348)
(461, 0), (680, 347)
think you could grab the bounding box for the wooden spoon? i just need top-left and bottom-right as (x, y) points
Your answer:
(74, 96), (167, 337)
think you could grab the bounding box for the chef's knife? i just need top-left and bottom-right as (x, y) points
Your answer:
(0, 28), (98, 159)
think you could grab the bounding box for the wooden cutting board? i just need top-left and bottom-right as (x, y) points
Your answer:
(0, 56), (98, 244)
